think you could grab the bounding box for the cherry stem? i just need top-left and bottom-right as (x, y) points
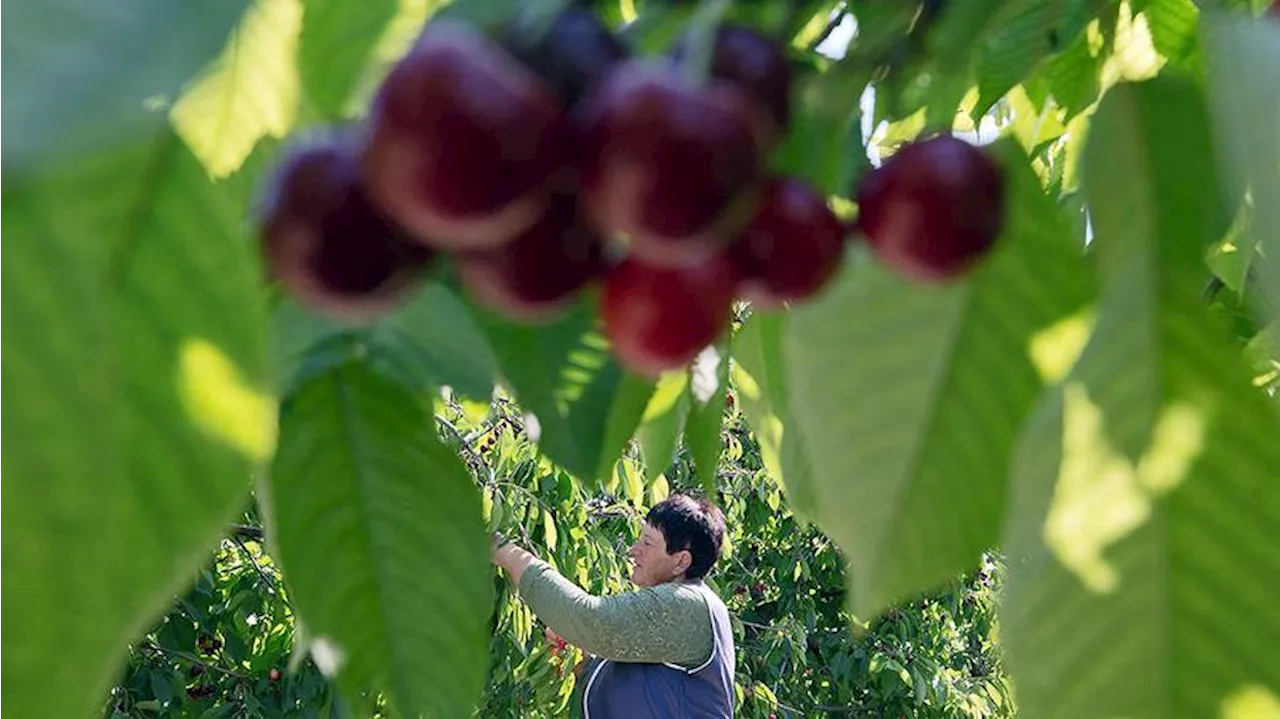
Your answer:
(679, 0), (732, 85)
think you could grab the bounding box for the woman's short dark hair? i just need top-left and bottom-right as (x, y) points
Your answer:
(646, 494), (726, 580)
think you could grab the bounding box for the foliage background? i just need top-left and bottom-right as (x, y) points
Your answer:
(106, 379), (1014, 717)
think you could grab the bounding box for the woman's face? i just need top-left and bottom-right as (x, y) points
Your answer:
(628, 523), (690, 587)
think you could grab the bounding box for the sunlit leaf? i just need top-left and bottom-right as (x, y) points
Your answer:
(975, 0), (1103, 117)
(1204, 15), (1280, 332)
(171, 0), (303, 178)
(1001, 76), (1280, 718)
(638, 372), (690, 483)
(1038, 29), (1104, 118)
(733, 312), (819, 524)
(1142, 0), (1201, 75)
(267, 361), (489, 717)
(271, 283), (498, 399)
(298, 0), (397, 117)
(786, 138), (1095, 618)
(472, 296), (652, 484)
(686, 343), (729, 495)
(772, 64), (870, 195)
(3, 132), (269, 718)
(3, 0), (248, 173)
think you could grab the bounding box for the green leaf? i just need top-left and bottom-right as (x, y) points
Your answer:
(637, 372), (691, 483)
(785, 138), (1096, 618)
(786, 0), (844, 46)
(1205, 16), (1280, 332)
(201, 704), (237, 719)
(1142, 0), (1201, 73)
(1038, 29), (1103, 119)
(686, 344), (729, 495)
(170, 0), (303, 178)
(732, 312), (819, 523)
(298, 0), (398, 117)
(224, 629), (250, 664)
(3, 0), (248, 173)
(975, 2), (1062, 116)
(621, 460), (646, 508)
(850, 0), (924, 66)
(649, 474), (671, 505)
(543, 509), (558, 552)
(2, 133), (270, 718)
(929, 0), (1019, 66)
(1205, 218), (1254, 298)
(1084, 78), (1226, 281)
(272, 283), (499, 399)
(149, 671), (174, 707)
(974, 0), (1104, 117)
(471, 297), (652, 483)
(266, 361), (490, 717)
(1000, 76), (1280, 718)
(872, 110), (928, 160)
(771, 65), (870, 196)
(594, 374), (658, 484)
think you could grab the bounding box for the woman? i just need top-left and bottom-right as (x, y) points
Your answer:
(492, 493), (736, 717)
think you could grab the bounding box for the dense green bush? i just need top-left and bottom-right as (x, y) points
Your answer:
(103, 529), (356, 718)
(107, 385), (1013, 717)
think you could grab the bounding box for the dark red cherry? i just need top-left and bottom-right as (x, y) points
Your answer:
(501, 8), (628, 109)
(363, 20), (571, 252)
(731, 176), (846, 306)
(457, 193), (605, 323)
(580, 61), (764, 267)
(671, 24), (792, 142)
(855, 135), (1005, 282)
(601, 252), (738, 377)
(260, 137), (432, 323)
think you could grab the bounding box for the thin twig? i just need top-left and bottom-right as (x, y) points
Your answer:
(230, 534), (277, 595)
(808, 4), (849, 51)
(438, 415), (490, 478)
(142, 642), (247, 680)
(740, 619), (792, 633)
(589, 507), (638, 521)
(493, 480), (553, 513)
(773, 697), (863, 716)
(463, 415), (511, 447)
(228, 524), (263, 540)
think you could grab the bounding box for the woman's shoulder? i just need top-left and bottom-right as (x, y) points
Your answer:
(652, 581), (715, 611)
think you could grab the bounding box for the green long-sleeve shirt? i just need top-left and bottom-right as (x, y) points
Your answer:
(518, 559), (714, 669)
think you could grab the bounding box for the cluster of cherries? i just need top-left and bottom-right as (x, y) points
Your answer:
(259, 7), (1005, 377)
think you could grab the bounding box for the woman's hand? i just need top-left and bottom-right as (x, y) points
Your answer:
(491, 533), (536, 585)
(490, 532), (509, 563)
(545, 626), (569, 650)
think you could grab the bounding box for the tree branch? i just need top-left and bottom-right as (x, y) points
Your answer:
(808, 4), (849, 51)
(230, 534), (277, 595)
(228, 524), (263, 540)
(740, 618), (792, 633)
(438, 415), (490, 479)
(142, 642), (247, 680)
